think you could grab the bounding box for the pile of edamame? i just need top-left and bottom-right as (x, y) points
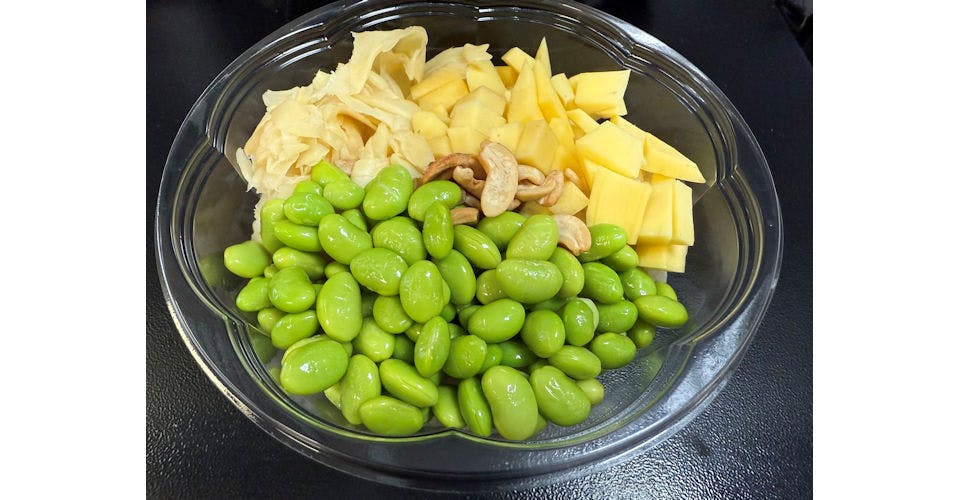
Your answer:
(223, 160), (690, 440)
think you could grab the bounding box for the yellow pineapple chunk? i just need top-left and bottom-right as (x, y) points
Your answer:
(534, 37), (552, 75)
(550, 74), (576, 108)
(495, 65), (518, 88)
(514, 120), (558, 173)
(609, 115), (705, 183)
(635, 244), (688, 273)
(450, 99), (506, 134)
(549, 181), (589, 216)
(425, 103), (450, 124)
(570, 70), (630, 118)
(427, 135), (452, 158)
(417, 78), (469, 113)
(502, 47), (536, 73)
(410, 66), (465, 100)
(635, 178), (674, 245)
(575, 121), (645, 178)
(533, 60), (566, 121)
(506, 61), (544, 123)
(566, 108), (600, 135)
(581, 158), (603, 190)
(447, 126), (488, 155)
(411, 110), (448, 139)
(671, 180), (694, 246)
(466, 59), (507, 95)
(585, 167), (652, 234)
(488, 122), (524, 152)
(457, 86), (507, 116)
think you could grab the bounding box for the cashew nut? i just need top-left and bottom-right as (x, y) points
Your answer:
(477, 141), (520, 217)
(420, 153), (485, 185)
(452, 166), (485, 198)
(516, 169), (564, 204)
(553, 214), (592, 255)
(517, 165), (545, 185)
(537, 170), (565, 207)
(462, 192), (481, 208)
(450, 207), (480, 225)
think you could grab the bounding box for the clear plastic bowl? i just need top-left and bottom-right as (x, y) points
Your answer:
(155, 0), (782, 491)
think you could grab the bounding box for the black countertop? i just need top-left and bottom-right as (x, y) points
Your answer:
(147, 1), (812, 497)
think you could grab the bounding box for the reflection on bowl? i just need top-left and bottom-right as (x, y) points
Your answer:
(155, 0), (781, 491)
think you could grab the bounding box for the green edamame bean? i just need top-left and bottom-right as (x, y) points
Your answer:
(443, 335), (488, 379)
(529, 365), (591, 426)
(576, 378), (605, 406)
(268, 267), (316, 313)
(399, 261), (447, 323)
(293, 179), (324, 196)
(316, 272), (362, 342)
(561, 299), (597, 346)
(362, 165), (414, 220)
(258, 198), (287, 253)
(495, 259), (563, 304)
(339, 354), (381, 425)
(475, 270), (507, 305)
(481, 366), (539, 440)
(655, 282), (678, 301)
(372, 295), (412, 334)
(534, 414), (548, 436)
(224, 240), (271, 278)
(581, 262), (624, 304)
(404, 323), (423, 342)
(423, 203), (454, 260)
(457, 377), (492, 437)
(310, 159), (351, 187)
(440, 302), (456, 322)
(520, 309), (565, 358)
(467, 299), (526, 343)
(479, 343), (502, 373)
(548, 346), (602, 380)
(324, 261), (349, 279)
(249, 330), (276, 363)
(274, 220), (323, 252)
(279, 338), (348, 395)
(476, 211), (526, 251)
(358, 395), (425, 436)
(360, 292), (376, 317)
(271, 310), (320, 349)
(596, 300), (639, 333)
(256, 307), (285, 335)
(349, 247), (407, 296)
(236, 277), (271, 312)
(296, 334), (353, 357)
(407, 180), (462, 221)
(452, 225), (502, 270)
(505, 214), (558, 261)
(324, 383), (342, 409)
(577, 223), (628, 262)
(392, 334), (415, 363)
(457, 304), (481, 327)
(318, 213), (373, 265)
(634, 295), (688, 328)
(627, 319), (656, 348)
(263, 264), (278, 279)
(435, 250), (477, 306)
(379, 358), (439, 407)
(340, 208), (368, 231)
(323, 180), (365, 211)
(414, 316), (451, 377)
(548, 248), (585, 298)
(601, 245), (639, 272)
(448, 323), (464, 339)
(619, 268), (657, 300)
(283, 192), (334, 226)
(371, 217), (426, 265)
(272, 247), (327, 280)
(589, 332), (637, 369)
(354, 318), (395, 362)
(531, 297), (568, 312)
(527, 358), (549, 373)
(433, 385), (466, 429)
(498, 340), (537, 368)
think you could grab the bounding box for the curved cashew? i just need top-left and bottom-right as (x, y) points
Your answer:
(516, 169), (564, 203)
(420, 153), (485, 185)
(450, 207), (480, 225)
(508, 198), (521, 210)
(517, 165), (545, 185)
(537, 170), (565, 207)
(564, 168), (582, 186)
(452, 166), (485, 198)
(553, 214), (592, 255)
(477, 141), (519, 217)
(462, 192), (481, 208)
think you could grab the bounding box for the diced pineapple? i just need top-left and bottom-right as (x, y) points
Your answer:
(581, 158), (603, 190)
(411, 110), (448, 139)
(427, 135), (452, 158)
(635, 244), (688, 273)
(533, 61), (566, 121)
(495, 65), (518, 88)
(502, 47), (536, 73)
(594, 101), (628, 119)
(550, 74), (576, 108)
(488, 122), (524, 152)
(450, 99), (506, 134)
(548, 117), (583, 177)
(585, 167), (652, 235)
(447, 126), (488, 155)
(417, 78), (469, 113)
(410, 66), (465, 100)
(514, 120), (558, 173)
(609, 115), (705, 183)
(649, 173), (674, 183)
(575, 121), (645, 178)
(566, 108), (600, 135)
(425, 103), (450, 124)
(457, 86), (507, 116)
(635, 178), (674, 245)
(506, 61), (544, 123)
(570, 70), (630, 118)
(671, 180), (694, 245)
(534, 37), (552, 76)
(519, 200), (551, 217)
(548, 181), (589, 215)
(465, 59), (507, 95)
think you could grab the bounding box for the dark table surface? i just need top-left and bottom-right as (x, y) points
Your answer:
(147, 0), (812, 497)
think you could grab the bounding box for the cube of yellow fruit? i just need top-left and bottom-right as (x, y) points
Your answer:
(585, 167), (652, 236)
(570, 70), (630, 118)
(447, 126), (488, 155)
(506, 61), (544, 123)
(411, 110), (448, 139)
(427, 135), (452, 158)
(550, 74), (576, 109)
(450, 99), (506, 135)
(635, 244), (688, 273)
(594, 101), (628, 119)
(575, 121), (645, 178)
(495, 65), (518, 88)
(520, 200), (551, 217)
(635, 178), (674, 245)
(533, 60), (566, 121)
(417, 78), (469, 113)
(502, 47), (536, 73)
(548, 181), (589, 215)
(466, 59), (507, 95)
(671, 180), (694, 246)
(548, 116), (577, 151)
(534, 37), (552, 76)
(514, 120), (558, 173)
(581, 158), (603, 190)
(567, 108), (600, 135)
(410, 66), (465, 100)
(457, 86), (507, 116)
(609, 115), (705, 183)
(425, 103), (450, 124)
(489, 122), (524, 153)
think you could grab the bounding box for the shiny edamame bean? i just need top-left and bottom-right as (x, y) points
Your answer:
(407, 180), (462, 221)
(627, 319), (656, 348)
(324, 383), (342, 409)
(601, 245), (639, 272)
(268, 267), (316, 313)
(404, 323), (423, 343)
(316, 272), (363, 342)
(443, 335), (488, 379)
(495, 259), (563, 304)
(422, 202), (454, 260)
(354, 318), (395, 362)
(323, 180), (365, 211)
(548, 346), (602, 380)
(457, 304), (481, 328)
(457, 377), (492, 437)
(371, 217), (427, 265)
(452, 225), (502, 270)
(372, 295), (413, 334)
(391, 334), (415, 363)
(271, 310), (320, 349)
(498, 339), (537, 368)
(475, 270), (507, 305)
(467, 299), (526, 344)
(561, 298), (597, 347)
(279, 338), (348, 395)
(435, 250), (477, 306)
(379, 358), (439, 407)
(358, 395), (425, 436)
(399, 261), (447, 323)
(505, 214), (558, 261)
(634, 295), (689, 328)
(274, 220), (323, 252)
(476, 211), (527, 251)
(349, 247), (407, 296)
(256, 307), (285, 335)
(257, 199), (287, 253)
(324, 261), (349, 279)
(589, 332), (637, 369)
(576, 378), (605, 406)
(293, 179), (324, 196)
(548, 248), (585, 298)
(577, 223), (628, 262)
(481, 366), (539, 440)
(236, 277), (271, 312)
(529, 365), (591, 426)
(596, 300), (639, 334)
(340, 208), (368, 231)
(581, 262), (624, 304)
(339, 354), (381, 425)
(362, 165), (414, 220)
(478, 343), (503, 373)
(224, 240), (271, 278)
(283, 192), (334, 226)
(318, 213), (373, 265)
(620, 268), (657, 300)
(263, 264), (278, 279)
(440, 302), (457, 322)
(433, 385), (466, 429)
(655, 282), (678, 301)
(531, 297), (568, 312)
(310, 159), (351, 187)
(414, 316), (451, 377)
(272, 247), (327, 280)
(520, 309), (565, 358)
